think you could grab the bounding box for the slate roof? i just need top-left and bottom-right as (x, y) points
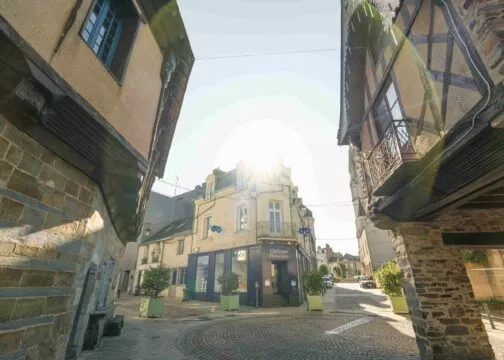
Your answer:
(142, 216), (193, 244)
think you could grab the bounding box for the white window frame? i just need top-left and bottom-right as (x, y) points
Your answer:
(268, 200), (282, 233)
(237, 204), (248, 232)
(204, 216), (212, 239)
(206, 181), (215, 200)
(177, 239), (185, 255)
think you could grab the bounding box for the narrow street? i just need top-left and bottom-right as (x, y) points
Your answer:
(82, 283), (504, 360)
(82, 284), (411, 360)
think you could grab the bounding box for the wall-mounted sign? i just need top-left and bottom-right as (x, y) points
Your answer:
(264, 279), (271, 287)
(269, 248), (290, 259)
(236, 250), (247, 262)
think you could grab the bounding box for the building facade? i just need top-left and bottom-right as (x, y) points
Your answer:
(137, 163), (318, 307)
(339, 0), (504, 359)
(0, 1), (192, 359)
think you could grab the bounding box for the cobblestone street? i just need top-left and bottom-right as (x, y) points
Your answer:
(82, 284), (504, 360)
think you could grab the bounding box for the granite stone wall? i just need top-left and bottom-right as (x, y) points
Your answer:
(0, 115), (124, 360)
(392, 208), (504, 360)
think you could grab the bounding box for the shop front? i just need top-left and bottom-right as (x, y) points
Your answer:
(186, 244), (314, 307)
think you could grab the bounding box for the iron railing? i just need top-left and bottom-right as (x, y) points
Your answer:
(257, 221), (296, 238)
(368, 119), (418, 191)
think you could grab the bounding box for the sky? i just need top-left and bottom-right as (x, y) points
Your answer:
(151, 0), (358, 255)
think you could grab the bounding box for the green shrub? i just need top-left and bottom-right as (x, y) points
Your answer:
(218, 272), (239, 295)
(462, 250), (488, 264)
(302, 270), (324, 296)
(141, 266), (170, 299)
(375, 261), (403, 297)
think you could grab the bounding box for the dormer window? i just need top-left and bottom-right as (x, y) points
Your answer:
(206, 180), (215, 200)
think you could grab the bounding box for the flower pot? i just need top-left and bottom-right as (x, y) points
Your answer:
(389, 295), (409, 314)
(307, 294), (323, 311)
(139, 297), (164, 318)
(220, 294), (240, 311)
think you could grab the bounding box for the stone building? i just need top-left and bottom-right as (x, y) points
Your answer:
(0, 1), (192, 359)
(339, 0), (504, 359)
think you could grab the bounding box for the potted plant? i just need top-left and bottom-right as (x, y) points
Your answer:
(139, 266), (170, 318)
(375, 261), (408, 314)
(218, 272), (240, 311)
(302, 270), (324, 311)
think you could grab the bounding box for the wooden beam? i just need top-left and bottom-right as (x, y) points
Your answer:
(427, 69), (478, 91)
(441, 32), (454, 124)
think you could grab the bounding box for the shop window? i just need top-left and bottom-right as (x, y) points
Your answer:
(232, 250), (248, 293)
(195, 255), (209, 292)
(214, 253), (225, 293)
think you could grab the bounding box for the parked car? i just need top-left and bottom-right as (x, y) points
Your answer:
(322, 275), (333, 289)
(358, 276), (375, 289)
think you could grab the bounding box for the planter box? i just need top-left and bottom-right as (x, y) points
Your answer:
(220, 295), (240, 311)
(139, 298), (164, 318)
(307, 295), (323, 311)
(389, 295), (409, 314)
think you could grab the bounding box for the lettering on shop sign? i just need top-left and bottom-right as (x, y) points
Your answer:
(269, 248), (290, 259)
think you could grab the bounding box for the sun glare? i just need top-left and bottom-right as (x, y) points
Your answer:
(216, 119), (290, 172)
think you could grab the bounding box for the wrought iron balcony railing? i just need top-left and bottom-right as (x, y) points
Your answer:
(257, 221), (296, 239)
(368, 120), (418, 193)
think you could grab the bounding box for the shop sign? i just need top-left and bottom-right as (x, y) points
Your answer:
(236, 250), (247, 262)
(268, 248), (290, 259)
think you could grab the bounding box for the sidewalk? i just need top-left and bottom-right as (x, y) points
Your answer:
(114, 295), (307, 322)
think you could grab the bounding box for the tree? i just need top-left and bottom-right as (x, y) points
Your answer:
(319, 264), (329, 276)
(333, 266), (342, 277)
(212, 168), (225, 177)
(141, 266), (170, 299)
(339, 263), (347, 279)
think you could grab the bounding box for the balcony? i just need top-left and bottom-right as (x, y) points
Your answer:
(368, 120), (419, 196)
(257, 222), (297, 240)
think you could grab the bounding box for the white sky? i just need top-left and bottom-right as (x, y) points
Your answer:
(152, 0), (358, 255)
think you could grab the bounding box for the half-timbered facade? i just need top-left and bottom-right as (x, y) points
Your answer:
(339, 0), (504, 359)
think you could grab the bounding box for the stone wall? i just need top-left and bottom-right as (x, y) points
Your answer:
(0, 115), (124, 360)
(392, 208), (504, 360)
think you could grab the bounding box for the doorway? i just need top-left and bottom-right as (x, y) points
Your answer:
(271, 261), (288, 295)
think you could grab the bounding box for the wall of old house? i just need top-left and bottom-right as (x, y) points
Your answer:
(0, 115), (124, 359)
(0, 0), (162, 158)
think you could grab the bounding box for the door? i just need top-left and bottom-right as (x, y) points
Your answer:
(268, 201), (281, 233)
(271, 261), (288, 295)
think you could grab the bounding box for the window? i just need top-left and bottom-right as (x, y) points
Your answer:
(237, 172), (248, 189)
(177, 239), (185, 255)
(178, 267), (187, 285)
(237, 204), (248, 232)
(214, 253), (224, 293)
(204, 216), (212, 239)
(232, 250), (248, 293)
(195, 255), (209, 292)
(171, 268), (178, 286)
(268, 201), (281, 233)
(206, 181), (215, 200)
(81, 0), (139, 80)
(373, 81), (403, 135)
